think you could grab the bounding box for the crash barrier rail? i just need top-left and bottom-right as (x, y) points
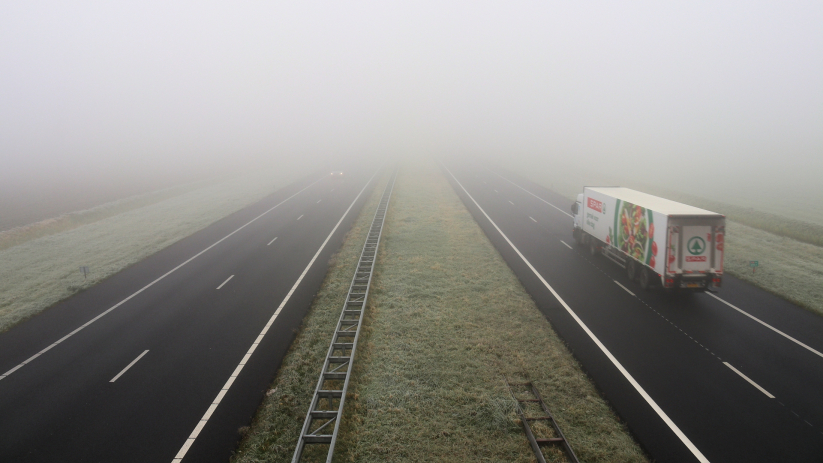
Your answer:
(292, 170), (397, 463)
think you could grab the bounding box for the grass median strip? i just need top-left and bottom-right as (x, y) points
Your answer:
(233, 161), (646, 462)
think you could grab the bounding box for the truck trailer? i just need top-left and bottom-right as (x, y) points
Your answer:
(571, 187), (725, 292)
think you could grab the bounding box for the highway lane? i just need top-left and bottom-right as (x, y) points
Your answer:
(443, 163), (823, 462)
(0, 165), (383, 462)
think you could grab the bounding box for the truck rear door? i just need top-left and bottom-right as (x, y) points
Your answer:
(680, 224), (712, 273)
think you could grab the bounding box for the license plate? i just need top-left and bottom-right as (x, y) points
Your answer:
(685, 282), (701, 288)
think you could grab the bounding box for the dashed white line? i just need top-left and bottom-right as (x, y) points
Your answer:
(529, 216), (537, 223)
(216, 275), (234, 290)
(723, 362), (775, 398)
(170, 167), (384, 463)
(508, 200), (514, 206)
(613, 280), (636, 297)
(486, 168), (573, 218)
(110, 350), (149, 383)
(0, 176), (325, 382)
(267, 237), (278, 246)
(560, 240), (573, 249)
(494, 189), (499, 193)
(706, 292), (823, 360)
(317, 199), (322, 204)
(443, 165), (710, 463)
(297, 214), (304, 221)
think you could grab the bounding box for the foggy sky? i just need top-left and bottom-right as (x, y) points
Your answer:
(2, 1), (822, 209)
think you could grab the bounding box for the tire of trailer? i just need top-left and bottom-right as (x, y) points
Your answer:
(626, 259), (637, 281)
(639, 268), (652, 291)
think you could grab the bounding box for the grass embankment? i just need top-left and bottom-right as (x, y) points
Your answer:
(234, 162), (646, 462)
(505, 163), (823, 317)
(0, 181), (209, 251)
(0, 166), (309, 333)
(725, 221), (823, 314)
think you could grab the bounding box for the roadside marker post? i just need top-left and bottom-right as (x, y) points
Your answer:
(749, 261), (759, 274)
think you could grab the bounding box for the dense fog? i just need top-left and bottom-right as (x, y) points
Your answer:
(2, 1), (821, 228)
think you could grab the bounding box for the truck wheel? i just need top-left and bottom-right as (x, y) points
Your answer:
(626, 259), (637, 281)
(639, 268), (652, 291)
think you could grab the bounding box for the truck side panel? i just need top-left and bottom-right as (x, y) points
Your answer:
(581, 189), (615, 244)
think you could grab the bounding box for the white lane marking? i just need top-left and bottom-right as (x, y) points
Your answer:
(297, 214), (304, 221)
(267, 237), (278, 246)
(723, 362), (775, 398)
(613, 280), (636, 297)
(494, 189), (499, 193)
(706, 292), (823, 360)
(110, 350), (149, 383)
(171, 167), (383, 463)
(444, 165), (710, 463)
(560, 240), (573, 249)
(486, 168), (573, 218)
(330, 189), (334, 192)
(216, 275), (234, 290)
(508, 200), (514, 206)
(529, 216), (537, 223)
(317, 199), (322, 204)
(0, 176), (325, 382)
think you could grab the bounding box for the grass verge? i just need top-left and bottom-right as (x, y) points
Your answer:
(724, 221), (823, 314)
(0, 166), (310, 333)
(0, 180), (209, 251)
(233, 161), (647, 462)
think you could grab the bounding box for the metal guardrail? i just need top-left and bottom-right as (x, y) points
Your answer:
(292, 170), (397, 463)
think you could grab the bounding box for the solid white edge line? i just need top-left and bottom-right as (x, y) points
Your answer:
(486, 167), (573, 218)
(110, 350), (149, 383)
(170, 167), (382, 463)
(560, 240), (573, 249)
(216, 275), (234, 290)
(267, 237), (278, 246)
(444, 165), (710, 463)
(0, 175), (326, 381)
(723, 362), (775, 398)
(614, 280), (636, 297)
(706, 292), (823, 360)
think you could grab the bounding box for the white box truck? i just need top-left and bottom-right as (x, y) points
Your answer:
(571, 187), (725, 291)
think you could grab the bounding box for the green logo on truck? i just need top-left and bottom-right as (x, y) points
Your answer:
(687, 236), (706, 255)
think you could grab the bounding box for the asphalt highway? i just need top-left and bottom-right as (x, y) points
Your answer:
(0, 166), (381, 462)
(443, 163), (823, 462)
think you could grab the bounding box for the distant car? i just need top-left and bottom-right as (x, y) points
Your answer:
(330, 170), (344, 179)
